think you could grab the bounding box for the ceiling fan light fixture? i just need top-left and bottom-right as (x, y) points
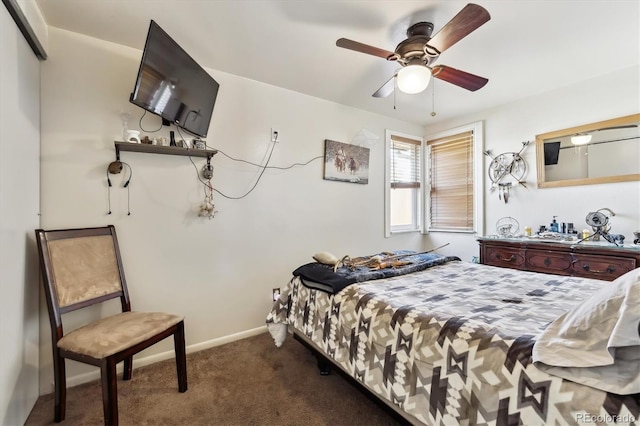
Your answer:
(571, 133), (592, 145)
(397, 65), (432, 94)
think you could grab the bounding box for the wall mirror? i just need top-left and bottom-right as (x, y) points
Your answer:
(536, 113), (640, 188)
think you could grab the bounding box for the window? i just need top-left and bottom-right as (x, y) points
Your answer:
(425, 122), (484, 234)
(385, 131), (423, 236)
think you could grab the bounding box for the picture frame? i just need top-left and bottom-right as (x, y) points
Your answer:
(323, 139), (370, 184)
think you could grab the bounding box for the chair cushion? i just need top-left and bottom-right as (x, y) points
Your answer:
(49, 235), (123, 307)
(58, 311), (184, 359)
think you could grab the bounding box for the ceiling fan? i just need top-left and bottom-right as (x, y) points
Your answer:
(336, 3), (490, 97)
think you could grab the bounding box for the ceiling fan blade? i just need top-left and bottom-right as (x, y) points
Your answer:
(432, 65), (488, 91)
(372, 74), (396, 98)
(427, 4), (490, 54)
(596, 125), (638, 131)
(336, 38), (396, 60)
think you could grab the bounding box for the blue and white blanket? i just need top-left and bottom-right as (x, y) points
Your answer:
(292, 251), (460, 294)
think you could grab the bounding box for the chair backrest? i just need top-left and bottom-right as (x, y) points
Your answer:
(35, 225), (131, 340)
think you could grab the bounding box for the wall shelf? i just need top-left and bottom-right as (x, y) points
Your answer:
(114, 141), (217, 161)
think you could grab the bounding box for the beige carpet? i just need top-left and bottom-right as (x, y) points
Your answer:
(25, 331), (403, 425)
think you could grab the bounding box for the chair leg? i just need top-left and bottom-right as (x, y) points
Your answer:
(174, 321), (188, 392)
(100, 358), (119, 426)
(52, 350), (66, 422)
(123, 355), (133, 380)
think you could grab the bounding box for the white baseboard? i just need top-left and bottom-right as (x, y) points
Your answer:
(65, 325), (267, 389)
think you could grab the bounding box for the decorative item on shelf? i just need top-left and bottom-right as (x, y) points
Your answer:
(193, 139), (206, 149)
(140, 136), (152, 144)
(608, 233), (626, 245)
(124, 130), (140, 143)
(484, 141), (529, 204)
(633, 231), (640, 245)
(496, 216), (520, 238)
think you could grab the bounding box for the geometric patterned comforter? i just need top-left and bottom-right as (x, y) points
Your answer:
(266, 261), (639, 425)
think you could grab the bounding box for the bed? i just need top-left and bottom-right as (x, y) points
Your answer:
(266, 253), (639, 426)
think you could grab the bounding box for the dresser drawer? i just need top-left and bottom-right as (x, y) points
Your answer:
(483, 246), (526, 270)
(571, 254), (636, 281)
(478, 238), (640, 280)
(526, 250), (572, 275)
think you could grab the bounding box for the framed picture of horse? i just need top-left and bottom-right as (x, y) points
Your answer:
(323, 139), (370, 184)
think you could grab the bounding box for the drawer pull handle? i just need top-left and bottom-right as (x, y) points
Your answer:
(544, 257), (551, 267)
(497, 254), (516, 262)
(582, 264), (615, 274)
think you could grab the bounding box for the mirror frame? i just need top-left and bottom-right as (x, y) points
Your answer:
(536, 113), (640, 188)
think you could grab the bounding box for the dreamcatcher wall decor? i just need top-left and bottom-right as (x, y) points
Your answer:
(484, 141), (529, 203)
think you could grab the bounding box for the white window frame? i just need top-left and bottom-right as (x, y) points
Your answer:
(384, 129), (424, 237)
(424, 121), (484, 236)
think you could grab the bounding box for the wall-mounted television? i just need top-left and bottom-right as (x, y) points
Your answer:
(130, 20), (219, 138)
(544, 141), (561, 166)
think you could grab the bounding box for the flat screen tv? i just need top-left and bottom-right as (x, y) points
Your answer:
(130, 20), (219, 138)
(544, 141), (561, 166)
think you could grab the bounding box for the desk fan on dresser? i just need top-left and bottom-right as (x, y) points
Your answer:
(579, 208), (624, 246)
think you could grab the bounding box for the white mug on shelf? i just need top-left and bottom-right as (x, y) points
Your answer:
(124, 130), (140, 143)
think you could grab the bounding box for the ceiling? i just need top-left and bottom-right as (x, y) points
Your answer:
(35, 0), (639, 126)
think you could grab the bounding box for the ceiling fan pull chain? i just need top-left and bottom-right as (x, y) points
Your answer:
(393, 76), (397, 110)
(431, 80), (436, 117)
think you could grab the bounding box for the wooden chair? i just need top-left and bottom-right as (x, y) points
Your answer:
(35, 225), (187, 425)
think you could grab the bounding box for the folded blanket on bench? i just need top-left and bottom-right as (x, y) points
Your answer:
(293, 250), (460, 294)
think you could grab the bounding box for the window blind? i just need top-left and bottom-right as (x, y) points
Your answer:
(427, 131), (474, 231)
(390, 135), (421, 189)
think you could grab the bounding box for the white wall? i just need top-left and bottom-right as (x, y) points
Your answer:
(425, 66), (640, 262)
(0, 5), (41, 424)
(38, 27), (425, 393)
(35, 21), (640, 400)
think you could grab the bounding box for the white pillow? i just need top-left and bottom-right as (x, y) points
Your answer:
(532, 267), (640, 394)
(312, 252), (339, 266)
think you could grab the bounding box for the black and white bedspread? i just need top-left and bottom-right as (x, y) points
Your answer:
(266, 260), (639, 426)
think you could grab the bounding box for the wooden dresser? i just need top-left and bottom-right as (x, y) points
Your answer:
(478, 237), (640, 281)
